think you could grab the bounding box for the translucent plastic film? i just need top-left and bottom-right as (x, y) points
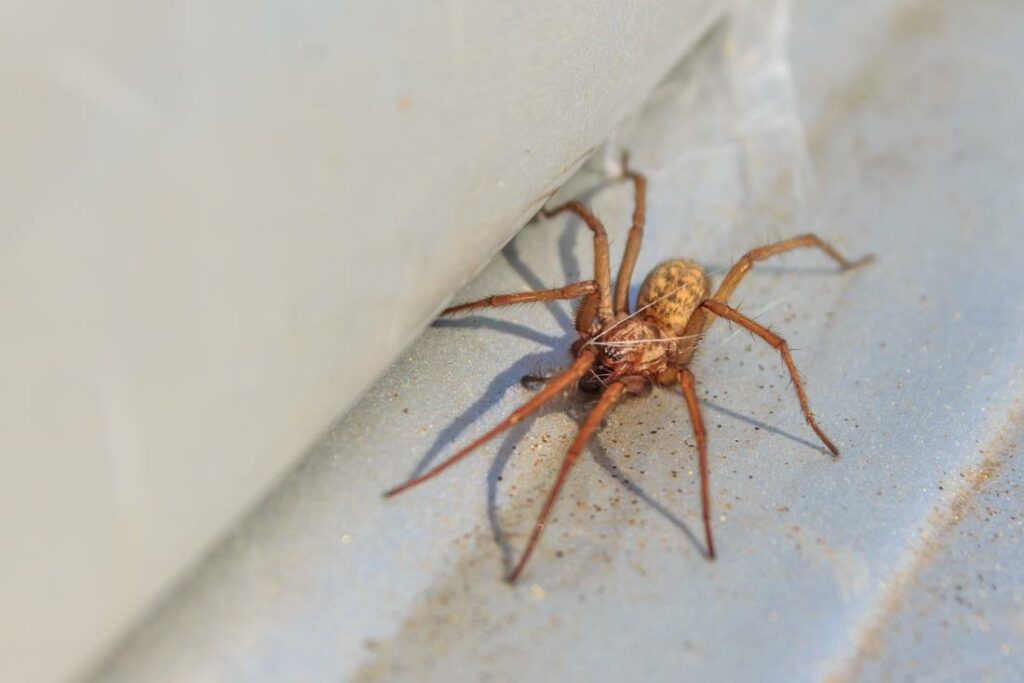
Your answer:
(558, 0), (814, 267)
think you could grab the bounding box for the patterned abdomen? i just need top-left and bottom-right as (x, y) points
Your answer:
(636, 259), (710, 336)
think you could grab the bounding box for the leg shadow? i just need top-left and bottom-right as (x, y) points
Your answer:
(700, 399), (829, 454)
(405, 347), (573, 480)
(432, 316), (562, 348)
(484, 410), (566, 575)
(589, 434), (705, 556)
(499, 239), (578, 334)
(558, 213), (583, 283)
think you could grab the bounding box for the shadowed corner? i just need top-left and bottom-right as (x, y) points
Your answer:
(411, 215), (865, 558)
(557, 207), (583, 284)
(403, 212), (597, 578)
(551, 178), (635, 284)
(398, 217), (594, 490)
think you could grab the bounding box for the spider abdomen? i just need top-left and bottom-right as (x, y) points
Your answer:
(636, 259), (710, 336)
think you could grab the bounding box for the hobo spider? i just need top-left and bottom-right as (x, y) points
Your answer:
(386, 154), (872, 583)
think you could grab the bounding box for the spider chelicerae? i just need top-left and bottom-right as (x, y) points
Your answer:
(386, 154), (872, 583)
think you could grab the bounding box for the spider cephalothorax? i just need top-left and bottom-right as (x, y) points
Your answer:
(582, 258), (713, 391)
(584, 317), (668, 391)
(386, 154), (872, 583)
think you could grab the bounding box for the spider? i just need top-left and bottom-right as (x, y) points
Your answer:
(385, 154), (872, 583)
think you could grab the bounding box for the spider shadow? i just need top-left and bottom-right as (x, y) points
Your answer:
(413, 189), (701, 567)
(432, 317), (560, 348)
(700, 399), (830, 455)
(398, 213), (606, 563)
(482, 394), (828, 575)
(430, 229), (581, 344)
(504, 236), (576, 332)
(404, 347), (570, 480)
(483, 392), (707, 575)
(409, 215), (609, 570)
(558, 214), (583, 284)
(404, 171), (852, 568)
(589, 433), (706, 557)
(410, 227), (587, 481)
(485, 408), (554, 574)
(553, 182), (629, 286)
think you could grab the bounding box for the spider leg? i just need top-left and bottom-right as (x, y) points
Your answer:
(541, 201), (614, 324)
(613, 152), (647, 316)
(442, 280), (597, 316)
(507, 381), (626, 583)
(678, 368), (715, 559)
(700, 300), (839, 456)
(685, 234), (873, 341)
(573, 292), (599, 335)
(384, 351), (596, 498)
(712, 233), (873, 304)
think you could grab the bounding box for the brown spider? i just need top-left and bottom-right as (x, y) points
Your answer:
(385, 155), (872, 583)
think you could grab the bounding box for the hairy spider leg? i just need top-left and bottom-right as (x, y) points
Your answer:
(699, 300), (839, 456)
(541, 201), (614, 324)
(573, 291), (600, 335)
(613, 153), (647, 316)
(383, 351), (597, 498)
(442, 281), (598, 316)
(507, 381), (627, 583)
(443, 194), (617, 335)
(682, 233), (874, 348)
(712, 233), (873, 304)
(678, 368), (714, 559)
